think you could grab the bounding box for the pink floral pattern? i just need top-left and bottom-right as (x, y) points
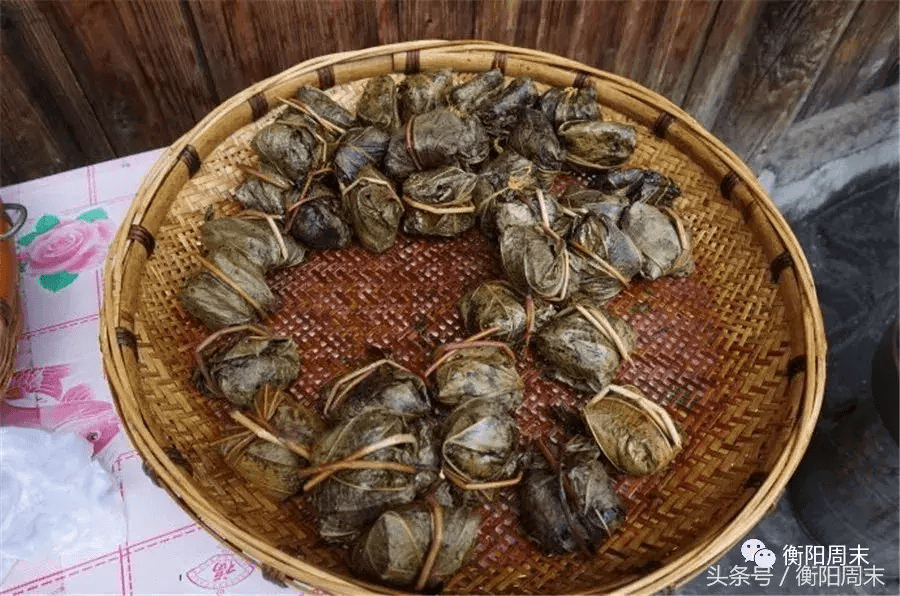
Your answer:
(23, 218), (115, 276)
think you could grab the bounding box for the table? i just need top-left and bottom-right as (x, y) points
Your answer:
(0, 152), (313, 596)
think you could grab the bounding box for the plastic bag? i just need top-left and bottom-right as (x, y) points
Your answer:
(0, 427), (125, 581)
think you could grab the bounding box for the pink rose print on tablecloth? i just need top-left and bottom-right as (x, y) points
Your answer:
(18, 208), (115, 292)
(0, 368), (120, 455)
(5, 364), (72, 401)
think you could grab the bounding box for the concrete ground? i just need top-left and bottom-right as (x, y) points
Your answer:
(679, 167), (899, 596)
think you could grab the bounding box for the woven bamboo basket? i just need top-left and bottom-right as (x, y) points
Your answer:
(1, 200), (25, 398)
(100, 41), (826, 595)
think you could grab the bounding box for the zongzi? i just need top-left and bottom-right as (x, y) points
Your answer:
(559, 120), (636, 170)
(401, 166), (478, 237)
(533, 304), (635, 393)
(620, 203), (694, 279)
(341, 164), (403, 253)
(322, 359), (431, 423)
(583, 384), (682, 475)
(357, 75), (401, 131)
(384, 108), (490, 181)
(307, 410), (419, 544)
(539, 86), (600, 128)
(428, 342), (523, 410)
(288, 181), (353, 250)
(398, 70), (453, 122)
(350, 492), (481, 590)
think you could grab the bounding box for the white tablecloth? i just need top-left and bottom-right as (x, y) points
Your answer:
(0, 151), (311, 596)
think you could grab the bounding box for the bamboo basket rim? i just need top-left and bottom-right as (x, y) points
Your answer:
(100, 39), (826, 595)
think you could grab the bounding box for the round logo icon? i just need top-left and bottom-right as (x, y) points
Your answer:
(740, 538), (766, 562)
(754, 548), (777, 568)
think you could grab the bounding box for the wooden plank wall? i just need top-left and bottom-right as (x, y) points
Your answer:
(2, 0), (897, 184)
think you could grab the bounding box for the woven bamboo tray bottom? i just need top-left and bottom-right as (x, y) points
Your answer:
(134, 75), (794, 594)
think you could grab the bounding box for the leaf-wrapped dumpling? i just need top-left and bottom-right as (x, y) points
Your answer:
(459, 280), (555, 347)
(620, 203), (694, 279)
(473, 151), (542, 239)
(558, 186), (626, 220)
(251, 115), (326, 182)
(398, 69), (453, 122)
(357, 75), (401, 130)
(475, 77), (539, 138)
(519, 436), (624, 554)
(429, 343), (523, 410)
(583, 384), (683, 475)
(293, 85), (355, 132)
(218, 387), (323, 501)
(202, 217), (305, 269)
(342, 164), (403, 253)
(233, 166), (293, 215)
(194, 329), (300, 408)
(384, 108), (491, 181)
(539, 86), (600, 127)
(568, 212), (643, 303)
(349, 491), (481, 590)
(180, 247), (277, 329)
(401, 166), (478, 237)
(220, 438), (303, 502)
(500, 219), (575, 302)
(559, 120), (636, 170)
(533, 304), (635, 393)
(288, 181), (353, 250)
(589, 168), (681, 207)
(449, 68), (504, 114)
(507, 109), (563, 171)
(442, 397), (520, 488)
(332, 126), (391, 185)
(307, 410), (419, 544)
(322, 359), (431, 422)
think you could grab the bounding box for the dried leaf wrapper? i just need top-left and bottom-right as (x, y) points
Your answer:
(233, 166), (292, 215)
(590, 168), (681, 207)
(540, 86), (601, 127)
(194, 332), (300, 408)
(357, 75), (401, 131)
(559, 121), (636, 170)
(398, 69), (453, 122)
(333, 126), (391, 185)
(430, 344), (524, 410)
(568, 213), (643, 303)
(500, 221), (575, 302)
(507, 109), (563, 171)
(384, 108), (490, 181)
(251, 114), (326, 182)
(449, 69), (504, 114)
(459, 280), (555, 346)
(341, 164), (403, 253)
(621, 203), (695, 279)
(401, 166), (478, 237)
(475, 77), (539, 138)
(202, 217), (305, 269)
(288, 181), (353, 250)
(309, 411), (419, 544)
(349, 496), (481, 589)
(442, 397), (520, 485)
(322, 359), (431, 423)
(583, 385), (683, 475)
(519, 436), (624, 554)
(219, 438), (302, 502)
(294, 85), (356, 132)
(181, 248), (277, 329)
(534, 305), (635, 393)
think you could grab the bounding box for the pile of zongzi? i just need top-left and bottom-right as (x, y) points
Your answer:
(175, 70), (699, 591)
